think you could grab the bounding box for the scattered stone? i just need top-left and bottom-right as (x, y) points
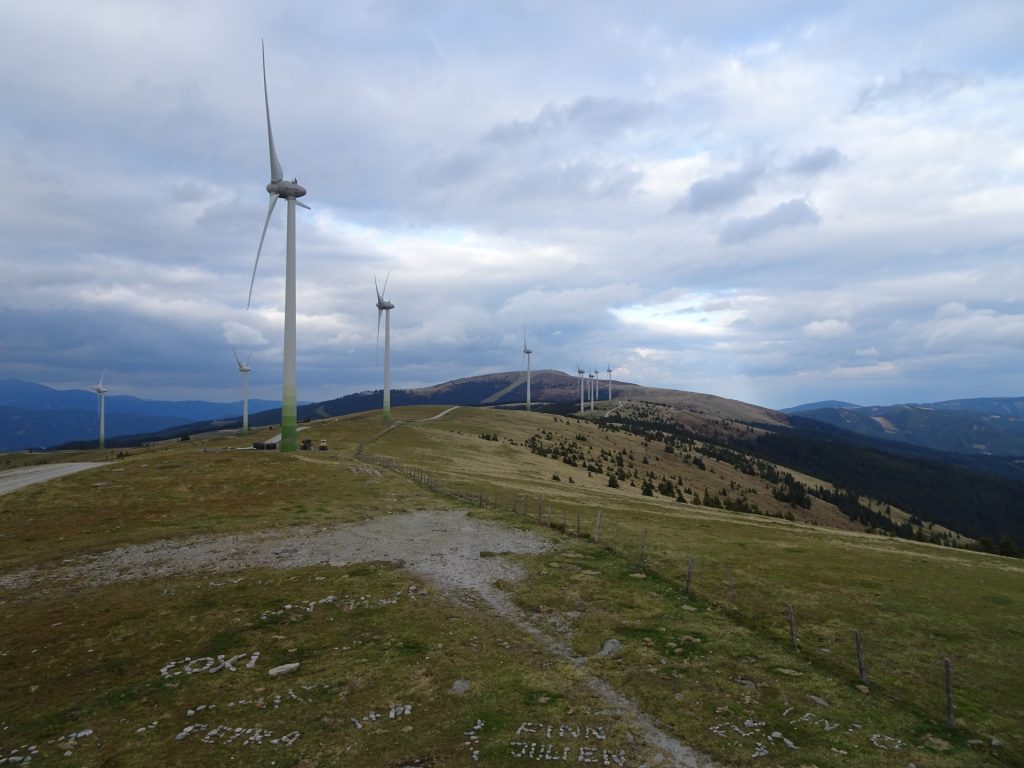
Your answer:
(736, 678), (757, 688)
(774, 667), (802, 676)
(808, 695), (829, 707)
(923, 734), (951, 751)
(628, 573), (646, 579)
(269, 662), (300, 677)
(595, 639), (623, 658)
(450, 679), (471, 695)
(991, 737), (1003, 748)
(855, 684), (870, 694)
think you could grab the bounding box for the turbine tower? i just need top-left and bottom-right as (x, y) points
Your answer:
(375, 274), (395, 423)
(577, 366), (585, 414)
(606, 360), (613, 401)
(247, 40), (309, 453)
(588, 370), (595, 412)
(234, 349), (252, 436)
(522, 325), (533, 412)
(90, 375), (108, 449)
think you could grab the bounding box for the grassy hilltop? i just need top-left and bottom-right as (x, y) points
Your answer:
(1, 403), (1021, 766)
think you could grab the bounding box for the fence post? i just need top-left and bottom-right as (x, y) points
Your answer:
(854, 630), (868, 683)
(944, 658), (955, 729)
(787, 604), (799, 651)
(576, 509), (581, 537)
(593, 510), (603, 543)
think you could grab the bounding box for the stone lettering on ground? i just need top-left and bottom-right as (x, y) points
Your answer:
(508, 722), (627, 765)
(160, 651), (259, 678)
(173, 724), (300, 747)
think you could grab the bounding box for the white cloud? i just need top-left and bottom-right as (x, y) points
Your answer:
(803, 318), (853, 338)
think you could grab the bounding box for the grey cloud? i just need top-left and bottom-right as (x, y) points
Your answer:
(719, 199), (820, 245)
(672, 164), (764, 213)
(855, 70), (977, 111)
(785, 147), (844, 176)
(485, 96), (659, 146)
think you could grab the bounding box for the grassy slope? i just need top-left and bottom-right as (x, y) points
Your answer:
(1, 405), (1021, 766)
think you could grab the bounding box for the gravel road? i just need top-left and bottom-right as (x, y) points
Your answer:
(0, 462), (106, 496)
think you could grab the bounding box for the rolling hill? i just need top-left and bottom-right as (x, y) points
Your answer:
(790, 397), (1024, 456)
(0, 379), (280, 451)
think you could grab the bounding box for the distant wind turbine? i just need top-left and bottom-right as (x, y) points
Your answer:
(588, 369), (596, 412)
(246, 40), (309, 453)
(375, 274), (395, 423)
(522, 324), (533, 412)
(234, 349), (253, 436)
(577, 367), (585, 414)
(606, 360), (613, 401)
(90, 374), (108, 449)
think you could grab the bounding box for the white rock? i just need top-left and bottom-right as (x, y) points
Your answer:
(268, 662), (300, 677)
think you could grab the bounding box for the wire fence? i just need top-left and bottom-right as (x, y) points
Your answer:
(362, 451), (1015, 757)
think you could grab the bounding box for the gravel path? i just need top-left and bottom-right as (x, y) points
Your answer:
(0, 509), (548, 595)
(0, 462), (106, 496)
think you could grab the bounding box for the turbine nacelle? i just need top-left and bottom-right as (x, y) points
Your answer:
(266, 179), (307, 199)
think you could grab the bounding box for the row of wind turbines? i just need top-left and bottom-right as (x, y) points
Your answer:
(86, 43), (606, 452)
(521, 326), (615, 414)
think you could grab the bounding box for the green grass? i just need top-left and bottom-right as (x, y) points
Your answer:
(2, 405), (1022, 766)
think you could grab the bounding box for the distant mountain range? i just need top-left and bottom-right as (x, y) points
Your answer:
(7, 373), (1024, 548)
(0, 379), (280, 451)
(784, 397), (1024, 456)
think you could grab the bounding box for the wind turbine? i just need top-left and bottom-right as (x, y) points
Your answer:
(234, 349), (253, 436)
(606, 360), (613, 401)
(522, 324), (533, 412)
(247, 40), (309, 453)
(375, 274), (395, 422)
(90, 374), (108, 449)
(577, 366), (585, 414)
(588, 369), (596, 412)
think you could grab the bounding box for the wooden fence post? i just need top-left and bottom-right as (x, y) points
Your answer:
(593, 510), (603, 543)
(787, 604), (799, 651)
(576, 509), (581, 537)
(854, 630), (868, 683)
(944, 658), (955, 729)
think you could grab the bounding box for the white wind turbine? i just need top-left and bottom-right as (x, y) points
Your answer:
(375, 274), (395, 423)
(234, 349), (253, 436)
(606, 360), (614, 401)
(522, 325), (533, 412)
(247, 40), (309, 453)
(588, 369), (596, 412)
(577, 366), (585, 414)
(90, 374), (108, 449)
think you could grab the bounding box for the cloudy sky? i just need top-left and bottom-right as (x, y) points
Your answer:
(2, 1), (1022, 409)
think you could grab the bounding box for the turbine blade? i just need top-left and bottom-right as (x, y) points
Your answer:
(375, 276), (382, 304)
(248, 194), (279, 309)
(262, 40), (283, 183)
(382, 270), (390, 298)
(296, 200), (311, 210)
(233, 347), (242, 367)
